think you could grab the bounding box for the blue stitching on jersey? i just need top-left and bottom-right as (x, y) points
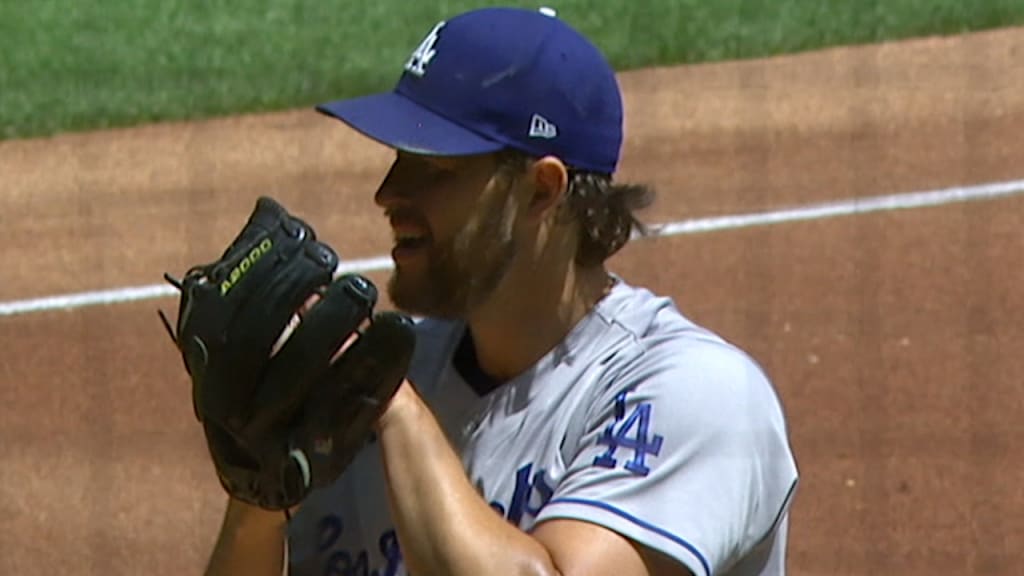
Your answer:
(545, 497), (711, 576)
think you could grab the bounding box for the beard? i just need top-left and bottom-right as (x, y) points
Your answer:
(387, 192), (518, 319)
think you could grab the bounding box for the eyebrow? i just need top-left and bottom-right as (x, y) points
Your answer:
(399, 152), (462, 171)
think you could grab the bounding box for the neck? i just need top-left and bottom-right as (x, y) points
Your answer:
(465, 261), (613, 383)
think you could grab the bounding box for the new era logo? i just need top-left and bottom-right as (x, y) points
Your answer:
(529, 114), (557, 139)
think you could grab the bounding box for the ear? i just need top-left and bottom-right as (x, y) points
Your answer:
(524, 156), (569, 223)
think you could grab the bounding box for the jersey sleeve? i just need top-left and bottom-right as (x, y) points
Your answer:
(534, 339), (799, 576)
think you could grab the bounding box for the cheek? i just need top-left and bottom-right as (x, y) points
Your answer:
(423, 181), (490, 238)
(422, 202), (470, 244)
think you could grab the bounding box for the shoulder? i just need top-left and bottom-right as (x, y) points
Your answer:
(589, 281), (785, 428)
(544, 282), (798, 574)
(598, 280), (770, 401)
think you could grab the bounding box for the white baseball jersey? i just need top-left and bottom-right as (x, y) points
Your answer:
(286, 278), (799, 576)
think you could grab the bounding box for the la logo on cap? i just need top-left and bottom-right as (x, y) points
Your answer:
(404, 21), (445, 77)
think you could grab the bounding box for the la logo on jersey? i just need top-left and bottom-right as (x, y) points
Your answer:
(404, 21), (445, 77)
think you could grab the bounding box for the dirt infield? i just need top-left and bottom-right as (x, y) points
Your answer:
(1, 27), (1022, 575)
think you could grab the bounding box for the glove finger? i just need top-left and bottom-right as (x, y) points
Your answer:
(173, 196), (316, 348)
(291, 311), (417, 489)
(223, 313), (415, 510)
(212, 211), (328, 310)
(226, 239), (338, 372)
(190, 241), (337, 429)
(246, 273), (378, 438)
(218, 196), (316, 262)
(171, 198), (294, 381)
(323, 311), (416, 408)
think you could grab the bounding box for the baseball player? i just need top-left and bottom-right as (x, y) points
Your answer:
(191, 6), (798, 576)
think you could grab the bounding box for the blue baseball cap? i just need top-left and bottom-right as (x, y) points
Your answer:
(316, 6), (624, 174)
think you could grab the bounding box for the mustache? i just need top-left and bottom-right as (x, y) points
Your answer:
(386, 209), (431, 230)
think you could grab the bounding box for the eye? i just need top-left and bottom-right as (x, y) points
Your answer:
(394, 153), (457, 185)
(427, 165), (455, 179)
(421, 161), (457, 184)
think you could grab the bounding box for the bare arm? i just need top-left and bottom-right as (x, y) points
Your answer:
(375, 381), (690, 576)
(204, 497), (289, 576)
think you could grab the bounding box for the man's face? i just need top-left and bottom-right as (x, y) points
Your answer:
(374, 151), (523, 318)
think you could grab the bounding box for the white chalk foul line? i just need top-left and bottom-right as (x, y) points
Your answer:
(644, 178), (1024, 236)
(0, 256), (396, 318)
(2, 178), (1023, 318)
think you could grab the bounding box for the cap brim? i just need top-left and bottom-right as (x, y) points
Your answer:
(316, 92), (505, 157)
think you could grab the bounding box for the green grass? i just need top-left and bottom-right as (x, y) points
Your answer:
(3, 0), (1024, 140)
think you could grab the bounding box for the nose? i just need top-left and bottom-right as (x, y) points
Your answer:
(374, 160), (407, 209)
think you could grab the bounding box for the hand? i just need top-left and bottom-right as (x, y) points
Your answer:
(160, 196), (416, 510)
(374, 379), (422, 435)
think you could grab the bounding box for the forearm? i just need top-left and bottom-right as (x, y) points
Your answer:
(376, 382), (560, 576)
(204, 497), (288, 576)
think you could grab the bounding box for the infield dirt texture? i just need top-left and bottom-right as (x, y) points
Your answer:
(1, 25), (1022, 576)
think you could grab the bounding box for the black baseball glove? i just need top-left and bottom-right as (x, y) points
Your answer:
(159, 196), (415, 511)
